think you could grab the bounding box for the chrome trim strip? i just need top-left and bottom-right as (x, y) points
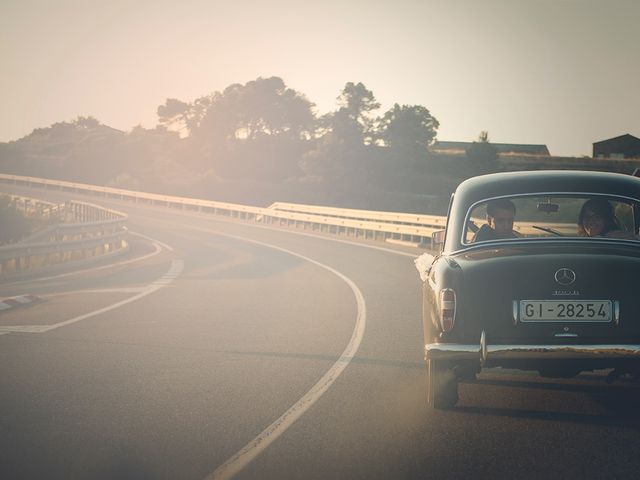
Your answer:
(425, 342), (640, 361)
(480, 330), (487, 365)
(450, 237), (640, 256)
(512, 301), (519, 325)
(487, 344), (640, 359)
(614, 301), (620, 326)
(424, 344), (480, 361)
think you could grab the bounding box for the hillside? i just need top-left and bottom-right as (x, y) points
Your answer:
(3, 118), (639, 216)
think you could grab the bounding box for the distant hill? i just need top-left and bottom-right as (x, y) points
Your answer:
(0, 118), (193, 194)
(0, 119), (125, 182)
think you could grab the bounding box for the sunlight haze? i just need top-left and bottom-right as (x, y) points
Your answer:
(1, 0), (638, 156)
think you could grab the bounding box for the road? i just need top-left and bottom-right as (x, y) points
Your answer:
(1, 185), (639, 480)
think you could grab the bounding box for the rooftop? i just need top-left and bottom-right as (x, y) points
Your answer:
(432, 141), (550, 156)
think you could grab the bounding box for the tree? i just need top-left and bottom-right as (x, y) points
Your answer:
(466, 131), (499, 175)
(238, 77), (315, 139)
(157, 95), (217, 137)
(194, 77), (316, 180)
(477, 130), (490, 143)
(0, 195), (33, 244)
(157, 98), (191, 134)
(197, 77), (315, 142)
(377, 104), (439, 149)
(188, 95), (215, 134)
(364, 104), (440, 193)
(300, 82), (380, 188)
(73, 116), (101, 129)
(333, 82), (380, 145)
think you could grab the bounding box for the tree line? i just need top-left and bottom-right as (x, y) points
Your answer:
(154, 78), (440, 183)
(0, 77), (495, 213)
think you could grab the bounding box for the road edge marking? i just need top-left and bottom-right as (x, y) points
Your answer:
(201, 230), (367, 480)
(173, 210), (419, 258)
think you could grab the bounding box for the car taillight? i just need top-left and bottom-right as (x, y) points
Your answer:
(439, 288), (456, 332)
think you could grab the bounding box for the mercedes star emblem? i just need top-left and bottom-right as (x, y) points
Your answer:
(554, 268), (576, 285)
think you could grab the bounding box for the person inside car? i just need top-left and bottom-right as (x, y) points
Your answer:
(472, 199), (520, 242)
(577, 198), (637, 239)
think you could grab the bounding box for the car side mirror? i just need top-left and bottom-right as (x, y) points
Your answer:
(431, 229), (445, 252)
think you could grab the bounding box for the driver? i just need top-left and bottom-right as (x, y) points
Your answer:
(472, 199), (519, 242)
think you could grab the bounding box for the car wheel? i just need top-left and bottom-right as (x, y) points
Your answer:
(426, 360), (458, 409)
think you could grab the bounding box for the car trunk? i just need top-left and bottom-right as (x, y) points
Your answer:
(452, 243), (640, 344)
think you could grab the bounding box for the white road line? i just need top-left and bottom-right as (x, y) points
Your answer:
(0, 233), (183, 335)
(277, 229), (419, 258)
(133, 207), (419, 259)
(129, 230), (175, 252)
(40, 287), (147, 297)
(0, 260), (183, 335)
(226, 216), (421, 258)
(0, 325), (49, 334)
(35, 259), (184, 333)
(201, 230), (367, 480)
(4, 194), (409, 473)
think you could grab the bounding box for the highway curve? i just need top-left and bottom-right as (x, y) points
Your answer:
(1, 185), (639, 480)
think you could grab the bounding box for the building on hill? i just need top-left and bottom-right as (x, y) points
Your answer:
(431, 141), (550, 156)
(593, 134), (640, 159)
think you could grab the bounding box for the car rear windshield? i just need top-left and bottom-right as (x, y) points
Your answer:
(463, 194), (640, 245)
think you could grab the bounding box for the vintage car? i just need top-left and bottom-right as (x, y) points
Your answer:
(417, 170), (640, 408)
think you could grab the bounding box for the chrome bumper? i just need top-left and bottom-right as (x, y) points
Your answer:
(425, 331), (640, 364)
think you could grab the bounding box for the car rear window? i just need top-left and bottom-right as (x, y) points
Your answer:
(463, 194), (640, 245)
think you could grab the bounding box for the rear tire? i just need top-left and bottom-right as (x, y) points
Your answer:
(426, 360), (458, 409)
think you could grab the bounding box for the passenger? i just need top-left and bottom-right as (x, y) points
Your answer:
(472, 199), (519, 242)
(577, 198), (636, 239)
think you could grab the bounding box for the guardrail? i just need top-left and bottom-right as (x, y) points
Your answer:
(0, 194), (129, 275)
(0, 174), (441, 246)
(267, 202), (446, 229)
(5, 194), (60, 220)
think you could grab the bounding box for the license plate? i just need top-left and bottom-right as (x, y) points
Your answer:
(519, 300), (613, 322)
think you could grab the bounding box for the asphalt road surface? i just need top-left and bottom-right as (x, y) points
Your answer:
(1, 185), (639, 480)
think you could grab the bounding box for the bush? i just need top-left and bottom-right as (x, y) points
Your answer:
(0, 196), (33, 245)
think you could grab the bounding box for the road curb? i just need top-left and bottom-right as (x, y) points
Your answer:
(0, 295), (44, 312)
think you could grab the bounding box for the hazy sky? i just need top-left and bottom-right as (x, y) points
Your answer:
(1, 0), (638, 156)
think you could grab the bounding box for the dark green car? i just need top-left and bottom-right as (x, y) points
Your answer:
(419, 170), (640, 408)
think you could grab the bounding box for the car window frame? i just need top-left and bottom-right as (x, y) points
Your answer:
(460, 191), (640, 247)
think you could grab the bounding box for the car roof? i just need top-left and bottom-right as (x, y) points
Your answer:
(444, 170), (640, 252)
(455, 170), (640, 206)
